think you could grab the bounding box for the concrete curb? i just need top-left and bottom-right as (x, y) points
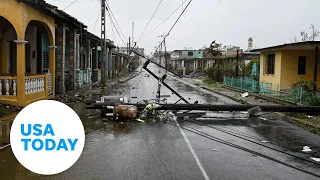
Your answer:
(273, 112), (320, 134)
(221, 85), (294, 105)
(187, 79), (320, 134)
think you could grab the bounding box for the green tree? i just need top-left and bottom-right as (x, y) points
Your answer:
(244, 59), (259, 77)
(205, 40), (223, 57)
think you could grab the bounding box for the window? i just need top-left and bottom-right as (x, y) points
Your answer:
(298, 56), (306, 75)
(188, 52), (193, 56)
(267, 54), (275, 74)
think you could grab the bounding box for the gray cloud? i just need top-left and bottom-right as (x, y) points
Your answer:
(47, 0), (320, 55)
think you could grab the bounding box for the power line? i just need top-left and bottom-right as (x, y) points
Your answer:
(110, 18), (117, 45)
(147, 0), (188, 36)
(96, 0), (124, 45)
(105, 1), (127, 43)
(52, 0), (93, 3)
(106, 7), (126, 46)
(136, 0), (163, 45)
(92, 13), (100, 32)
(127, 0), (164, 65)
(62, 0), (79, 10)
(154, 0), (193, 53)
(80, 4), (99, 20)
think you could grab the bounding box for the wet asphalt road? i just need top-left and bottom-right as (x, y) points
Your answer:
(1, 64), (320, 180)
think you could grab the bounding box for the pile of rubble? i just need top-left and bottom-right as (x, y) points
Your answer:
(55, 94), (89, 104)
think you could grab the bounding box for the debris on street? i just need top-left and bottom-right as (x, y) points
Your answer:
(248, 106), (262, 117)
(139, 103), (162, 122)
(258, 117), (268, 121)
(311, 158), (320, 162)
(241, 92), (249, 98)
(0, 104), (22, 117)
(136, 119), (145, 122)
(159, 111), (175, 122)
(302, 146), (312, 152)
(55, 94), (87, 103)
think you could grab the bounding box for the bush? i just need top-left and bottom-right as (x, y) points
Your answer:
(204, 66), (231, 82)
(291, 78), (320, 106)
(203, 77), (215, 84)
(244, 59), (259, 76)
(292, 78), (315, 91)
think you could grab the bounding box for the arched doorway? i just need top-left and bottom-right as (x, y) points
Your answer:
(0, 16), (18, 75)
(24, 20), (51, 75)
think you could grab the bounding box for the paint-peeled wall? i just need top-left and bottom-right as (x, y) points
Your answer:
(181, 50), (204, 59)
(259, 51), (282, 91)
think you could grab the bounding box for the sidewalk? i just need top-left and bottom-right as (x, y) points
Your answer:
(183, 77), (320, 135)
(55, 71), (140, 103)
(0, 71), (140, 121)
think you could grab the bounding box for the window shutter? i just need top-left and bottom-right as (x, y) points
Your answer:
(41, 33), (50, 71)
(43, 51), (50, 69)
(263, 55), (267, 74)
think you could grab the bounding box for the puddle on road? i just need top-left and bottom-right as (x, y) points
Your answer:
(1, 72), (320, 179)
(0, 99), (136, 180)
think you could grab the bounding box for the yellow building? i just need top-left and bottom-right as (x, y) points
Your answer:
(0, 0), (57, 106)
(253, 41), (320, 91)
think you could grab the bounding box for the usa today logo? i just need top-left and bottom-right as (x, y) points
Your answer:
(10, 100), (85, 175)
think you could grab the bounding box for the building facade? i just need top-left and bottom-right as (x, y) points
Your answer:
(253, 41), (320, 91)
(0, 0), (128, 107)
(171, 50), (205, 75)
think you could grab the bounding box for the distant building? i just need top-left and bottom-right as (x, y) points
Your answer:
(248, 37), (254, 51)
(153, 51), (172, 68)
(171, 50), (206, 75)
(119, 47), (144, 56)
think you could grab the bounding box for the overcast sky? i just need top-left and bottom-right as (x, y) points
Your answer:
(47, 0), (320, 55)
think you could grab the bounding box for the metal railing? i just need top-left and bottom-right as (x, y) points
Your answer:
(223, 76), (320, 106)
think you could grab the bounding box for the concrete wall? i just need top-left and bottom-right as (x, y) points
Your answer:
(259, 51), (282, 90)
(260, 49), (320, 90)
(280, 49), (320, 89)
(1, 26), (17, 74)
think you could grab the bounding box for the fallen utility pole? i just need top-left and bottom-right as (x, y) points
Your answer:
(86, 103), (320, 114)
(131, 50), (182, 78)
(143, 60), (190, 104)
